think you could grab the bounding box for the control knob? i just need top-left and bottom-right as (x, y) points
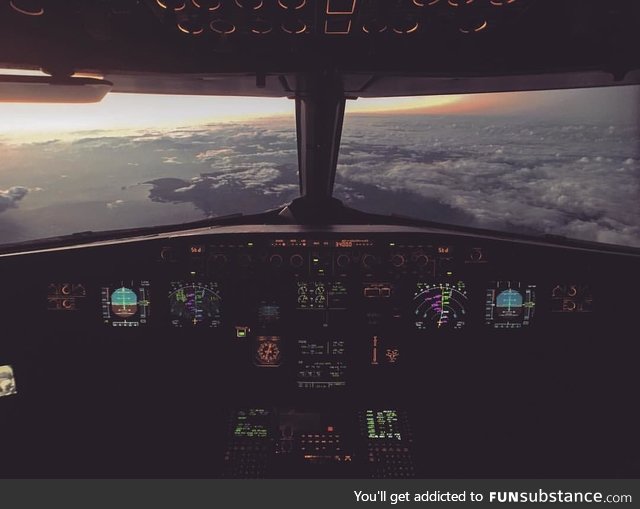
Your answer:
(290, 254), (305, 268)
(391, 254), (406, 268)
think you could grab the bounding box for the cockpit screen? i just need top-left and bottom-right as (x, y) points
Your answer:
(232, 408), (271, 439)
(254, 336), (282, 367)
(258, 301), (280, 325)
(364, 410), (402, 440)
(413, 281), (468, 330)
(168, 282), (221, 328)
(296, 281), (347, 310)
(101, 281), (150, 327)
(0, 365), (17, 398)
(297, 339), (346, 389)
(485, 281), (536, 328)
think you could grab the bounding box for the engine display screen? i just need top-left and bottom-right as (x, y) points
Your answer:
(101, 281), (151, 327)
(484, 281), (536, 329)
(169, 282), (221, 328)
(296, 281), (348, 310)
(297, 339), (347, 389)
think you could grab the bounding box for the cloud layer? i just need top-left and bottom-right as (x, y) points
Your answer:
(1, 113), (638, 248)
(0, 186), (28, 213)
(336, 115), (640, 246)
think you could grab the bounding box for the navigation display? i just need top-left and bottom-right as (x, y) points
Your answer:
(169, 282), (221, 327)
(412, 281), (468, 330)
(484, 281), (536, 329)
(101, 281), (151, 327)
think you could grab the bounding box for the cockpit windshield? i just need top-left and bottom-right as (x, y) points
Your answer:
(1, 85), (639, 247)
(336, 85), (640, 247)
(0, 93), (297, 245)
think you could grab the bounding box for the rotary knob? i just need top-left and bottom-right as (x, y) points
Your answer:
(391, 254), (406, 268)
(336, 254), (351, 268)
(362, 254), (377, 269)
(415, 254), (430, 267)
(470, 249), (483, 262)
(269, 254), (284, 268)
(290, 254), (305, 268)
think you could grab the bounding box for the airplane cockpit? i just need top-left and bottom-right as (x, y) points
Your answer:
(0, 0), (639, 478)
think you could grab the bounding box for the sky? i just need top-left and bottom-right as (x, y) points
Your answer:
(1, 68), (637, 142)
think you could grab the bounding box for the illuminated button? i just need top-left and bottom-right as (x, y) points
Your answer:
(380, 287), (391, 298)
(392, 17), (419, 34)
(326, 0), (356, 15)
(192, 0), (221, 9)
(235, 0), (263, 9)
(325, 17), (351, 34)
(362, 18), (387, 34)
(178, 19), (205, 35)
(281, 18), (307, 34)
(210, 19), (236, 34)
(364, 287), (380, 298)
(278, 0), (306, 9)
(9, 0), (44, 15)
(459, 19), (488, 34)
(236, 326), (250, 338)
(250, 18), (273, 34)
(156, 0), (186, 10)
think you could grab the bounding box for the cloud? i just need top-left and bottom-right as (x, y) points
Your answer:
(196, 148), (234, 160)
(336, 115), (640, 246)
(0, 186), (29, 213)
(106, 199), (124, 209)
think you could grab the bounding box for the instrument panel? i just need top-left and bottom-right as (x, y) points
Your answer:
(0, 228), (637, 478)
(39, 234), (595, 337)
